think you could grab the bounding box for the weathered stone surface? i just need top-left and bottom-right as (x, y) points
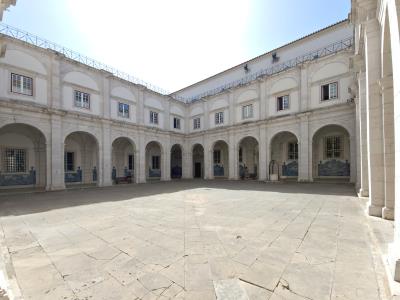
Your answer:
(0, 181), (393, 299)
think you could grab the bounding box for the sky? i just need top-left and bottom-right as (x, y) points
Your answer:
(3, 0), (350, 93)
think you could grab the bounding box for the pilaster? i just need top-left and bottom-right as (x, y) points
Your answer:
(259, 125), (267, 181)
(47, 115), (65, 190)
(298, 113), (311, 182)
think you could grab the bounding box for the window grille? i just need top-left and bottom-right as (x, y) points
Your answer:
(11, 73), (33, 96)
(4, 148), (26, 173)
(325, 136), (342, 158)
(74, 90), (90, 109)
(215, 112), (224, 125)
(321, 82), (338, 101)
(118, 103), (129, 118)
(288, 143), (298, 160)
(277, 95), (289, 111)
(128, 154), (134, 170)
(242, 104), (253, 119)
(193, 118), (201, 129)
(64, 152), (74, 171)
(174, 117), (181, 129)
(152, 156), (160, 169)
(213, 150), (221, 164)
(150, 111), (158, 124)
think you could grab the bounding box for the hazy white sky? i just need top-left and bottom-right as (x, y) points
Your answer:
(3, 0), (350, 93)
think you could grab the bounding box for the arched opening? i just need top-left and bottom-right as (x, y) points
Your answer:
(238, 136), (259, 180)
(192, 144), (204, 179)
(269, 131), (298, 181)
(146, 141), (162, 180)
(312, 125), (350, 182)
(64, 131), (99, 186)
(212, 140), (229, 178)
(171, 144), (183, 179)
(0, 123), (46, 189)
(112, 137), (136, 184)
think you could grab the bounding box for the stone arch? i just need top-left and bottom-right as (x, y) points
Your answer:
(111, 137), (137, 183)
(145, 141), (163, 180)
(64, 131), (100, 186)
(238, 136), (259, 180)
(0, 123), (47, 188)
(192, 143), (205, 179)
(212, 140), (229, 178)
(311, 124), (350, 182)
(269, 131), (299, 180)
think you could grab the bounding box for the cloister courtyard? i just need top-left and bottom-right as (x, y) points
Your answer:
(0, 181), (395, 300)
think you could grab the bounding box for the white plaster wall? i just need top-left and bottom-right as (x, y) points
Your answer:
(174, 22), (353, 99)
(62, 86), (101, 116)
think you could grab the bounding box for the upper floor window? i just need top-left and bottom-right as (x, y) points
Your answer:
(277, 95), (289, 111)
(11, 73), (33, 96)
(150, 111), (158, 124)
(118, 102), (129, 118)
(215, 112), (224, 125)
(325, 136), (342, 159)
(74, 90), (90, 109)
(173, 117), (181, 129)
(193, 117), (201, 130)
(288, 143), (298, 160)
(242, 104), (253, 119)
(152, 156), (160, 169)
(64, 152), (74, 172)
(3, 148), (26, 173)
(213, 150), (221, 164)
(321, 82), (338, 101)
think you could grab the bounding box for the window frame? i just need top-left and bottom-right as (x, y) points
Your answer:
(324, 136), (343, 159)
(150, 111), (159, 124)
(242, 104), (254, 119)
(11, 73), (33, 96)
(277, 95), (290, 111)
(321, 82), (339, 101)
(213, 150), (221, 164)
(128, 154), (134, 170)
(74, 90), (90, 109)
(173, 117), (181, 129)
(215, 111), (224, 125)
(64, 151), (75, 172)
(287, 142), (298, 160)
(193, 117), (201, 130)
(151, 155), (160, 169)
(118, 102), (130, 118)
(3, 148), (27, 173)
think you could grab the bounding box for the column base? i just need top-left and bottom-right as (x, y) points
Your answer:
(358, 188), (369, 197)
(388, 242), (400, 283)
(382, 207), (395, 220)
(297, 178), (312, 182)
(46, 184), (65, 191)
(368, 204), (384, 217)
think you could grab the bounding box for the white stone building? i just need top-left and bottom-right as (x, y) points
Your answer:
(0, 0), (399, 288)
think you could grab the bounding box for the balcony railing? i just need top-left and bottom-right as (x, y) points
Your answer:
(0, 22), (170, 95)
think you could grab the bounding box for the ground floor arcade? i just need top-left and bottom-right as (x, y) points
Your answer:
(0, 121), (355, 190)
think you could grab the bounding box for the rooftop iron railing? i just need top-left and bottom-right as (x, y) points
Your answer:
(0, 22), (353, 104)
(0, 22), (170, 95)
(175, 37), (354, 103)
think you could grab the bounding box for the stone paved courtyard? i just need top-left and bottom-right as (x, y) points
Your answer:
(0, 181), (394, 300)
